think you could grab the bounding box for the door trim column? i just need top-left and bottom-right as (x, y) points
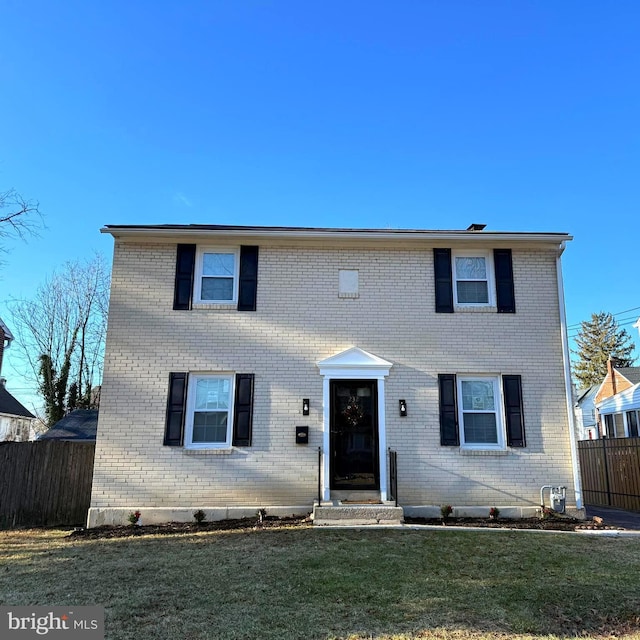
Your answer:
(317, 347), (393, 502)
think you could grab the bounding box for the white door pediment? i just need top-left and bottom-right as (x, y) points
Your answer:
(317, 347), (392, 378)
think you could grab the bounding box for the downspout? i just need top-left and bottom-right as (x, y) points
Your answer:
(556, 241), (583, 510)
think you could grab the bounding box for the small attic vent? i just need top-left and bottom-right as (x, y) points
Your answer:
(466, 223), (487, 231)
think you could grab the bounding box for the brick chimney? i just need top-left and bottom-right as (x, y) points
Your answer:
(608, 357), (617, 396)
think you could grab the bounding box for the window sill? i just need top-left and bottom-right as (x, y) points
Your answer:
(338, 292), (359, 299)
(192, 303), (237, 310)
(459, 449), (509, 456)
(183, 448), (235, 455)
(453, 305), (498, 313)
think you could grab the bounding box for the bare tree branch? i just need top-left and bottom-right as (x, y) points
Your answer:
(8, 254), (110, 425)
(0, 187), (44, 249)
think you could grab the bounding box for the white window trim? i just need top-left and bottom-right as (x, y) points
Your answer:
(457, 374), (506, 451)
(194, 247), (240, 305)
(452, 250), (496, 308)
(184, 373), (235, 450)
(626, 410), (640, 437)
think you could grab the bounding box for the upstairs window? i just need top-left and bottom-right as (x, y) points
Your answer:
(174, 245), (258, 311)
(434, 248), (514, 313)
(194, 248), (239, 304)
(453, 252), (495, 306)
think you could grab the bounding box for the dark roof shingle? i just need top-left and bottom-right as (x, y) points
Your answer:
(617, 367), (640, 385)
(0, 385), (35, 419)
(38, 409), (98, 441)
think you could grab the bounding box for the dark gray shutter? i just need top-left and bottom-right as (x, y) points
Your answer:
(494, 249), (515, 313)
(438, 374), (459, 446)
(164, 372), (187, 446)
(503, 375), (525, 447)
(232, 373), (254, 446)
(434, 248), (454, 313)
(173, 244), (196, 310)
(237, 246), (259, 311)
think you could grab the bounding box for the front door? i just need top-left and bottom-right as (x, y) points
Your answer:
(330, 379), (379, 490)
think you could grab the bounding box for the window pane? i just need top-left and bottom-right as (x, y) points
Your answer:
(203, 253), (235, 277)
(456, 257), (486, 279)
(604, 414), (613, 437)
(627, 411), (639, 438)
(457, 281), (489, 303)
(195, 378), (230, 411)
(201, 277), (234, 301)
(614, 413), (625, 438)
(192, 412), (228, 443)
(461, 380), (495, 411)
(463, 413), (498, 443)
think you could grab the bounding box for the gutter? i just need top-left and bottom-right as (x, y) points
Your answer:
(556, 240), (583, 510)
(100, 224), (573, 246)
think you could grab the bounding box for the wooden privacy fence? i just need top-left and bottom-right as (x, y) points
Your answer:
(0, 440), (95, 528)
(578, 437), (640, 512)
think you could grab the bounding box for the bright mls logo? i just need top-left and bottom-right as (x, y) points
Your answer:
(1, 606), (104, 638)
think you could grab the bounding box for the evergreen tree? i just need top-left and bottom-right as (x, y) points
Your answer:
(573, 312), (636, 388)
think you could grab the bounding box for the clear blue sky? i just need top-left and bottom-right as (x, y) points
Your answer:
(1, 1), (639, 411)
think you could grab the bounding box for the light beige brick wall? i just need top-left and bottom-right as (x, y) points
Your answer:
(89, 238), (576, 524)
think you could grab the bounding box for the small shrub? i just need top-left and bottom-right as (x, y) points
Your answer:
(540, 506), (554, 519)
(127, 510), (141, 526)
(193, 509), (206, 524)
(257, 508), (267, 524)
(440, 504), (453, 519)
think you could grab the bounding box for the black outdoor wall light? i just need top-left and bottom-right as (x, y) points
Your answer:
(302, 399), (310, 415)
(399, 399), (407, 417)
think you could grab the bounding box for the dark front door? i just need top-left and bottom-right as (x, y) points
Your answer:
(330, 379), (379, 490)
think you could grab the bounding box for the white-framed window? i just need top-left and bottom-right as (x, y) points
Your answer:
(604, 411), (640, 438)
(185, 374), (235, 449)
(194, 247), (239, 304)
(457, 375), (505, 449)
(603, 413), (626, 438)
(452, 251), (495, 306)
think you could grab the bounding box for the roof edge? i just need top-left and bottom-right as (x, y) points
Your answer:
(101, 224), (572, 243)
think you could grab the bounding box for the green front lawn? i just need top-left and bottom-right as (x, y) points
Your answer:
(1, 526), (640, 639)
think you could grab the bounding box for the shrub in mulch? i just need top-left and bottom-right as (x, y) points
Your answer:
(68, 515), (311, 540)
(67, 512), (621, 540)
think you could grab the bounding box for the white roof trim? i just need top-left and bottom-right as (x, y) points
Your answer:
(597, 383), (640, 414)
(317, 347), (393, 378)
(101, 225), (572, 245)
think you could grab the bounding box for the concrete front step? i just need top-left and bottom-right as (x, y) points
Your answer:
(313, 503), (404, 526)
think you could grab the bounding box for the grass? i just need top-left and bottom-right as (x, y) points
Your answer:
(1, 526), (640, 639)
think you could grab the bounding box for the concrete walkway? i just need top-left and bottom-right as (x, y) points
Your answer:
(585, 505), (640, 530)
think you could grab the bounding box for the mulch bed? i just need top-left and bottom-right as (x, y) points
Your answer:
(403, 516), (616, 531)
(67, 513), (618, 540)
(67, 515), (311, 540)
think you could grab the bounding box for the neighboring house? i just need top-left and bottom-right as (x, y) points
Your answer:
(0, 379), (36, 442)
(38, 409), (99, 441)
(88, 223), (582, 527)
(574, 385), (599, 440)
(0, 319), (36, 442)
(597, 383), (640, 438)
(593, 362), (640, 438)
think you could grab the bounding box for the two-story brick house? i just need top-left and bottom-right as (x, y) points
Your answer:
(88, 223), (582, 526)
